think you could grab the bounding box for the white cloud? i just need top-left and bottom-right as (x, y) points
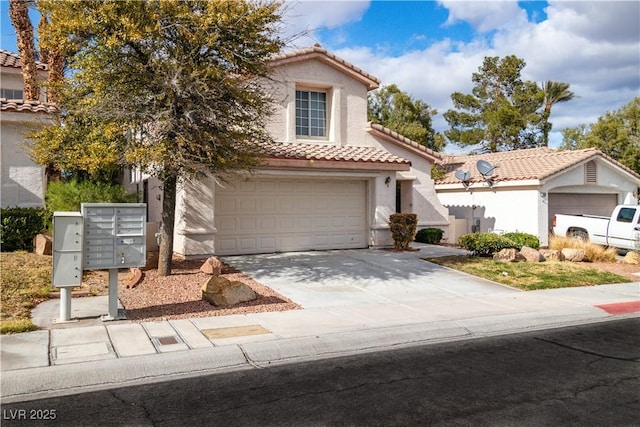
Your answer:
(280, 0), (370, 48)
(439, 0), (529, 32)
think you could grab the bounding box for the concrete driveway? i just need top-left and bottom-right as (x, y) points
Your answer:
(223, 243), (519, 310)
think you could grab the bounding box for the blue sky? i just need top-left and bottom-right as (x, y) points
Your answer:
(2, 1), (638, 153)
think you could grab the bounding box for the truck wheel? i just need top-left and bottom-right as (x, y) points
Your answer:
(569, 229), (589, 241)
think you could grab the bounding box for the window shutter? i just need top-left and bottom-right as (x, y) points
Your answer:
(585, 160), (597, 184)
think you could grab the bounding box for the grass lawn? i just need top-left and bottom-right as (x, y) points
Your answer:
(425, 256), (631, 290)
(1, 252), (53, 334)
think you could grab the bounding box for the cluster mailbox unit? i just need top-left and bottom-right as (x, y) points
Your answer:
(52, 212), (84, 321)
(83, 203), (147, 270)
(52, 203), (147, 321)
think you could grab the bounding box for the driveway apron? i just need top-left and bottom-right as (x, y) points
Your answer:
(222, 245), (519, 309)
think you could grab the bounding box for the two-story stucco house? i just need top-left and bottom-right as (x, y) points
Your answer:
(130, 45), (451, 257)
(1, 49), (54, 208)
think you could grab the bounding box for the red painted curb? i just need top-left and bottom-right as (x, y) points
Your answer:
(595, 301), (640, 315)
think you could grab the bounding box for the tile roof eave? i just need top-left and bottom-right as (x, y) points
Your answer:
(437, 147), (640, 185)
(0, 98), (58, 114)
(0, 49), (48, 70)
(263, 157), (411, 172)
(367, 122), (442, 162)
(270, 45), (380, 91)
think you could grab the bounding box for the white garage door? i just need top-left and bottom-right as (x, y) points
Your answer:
(215, 178), (367, 255)
(548, 193), (617, 230)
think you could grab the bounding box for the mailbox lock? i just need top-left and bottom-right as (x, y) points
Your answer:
(121, 253), (125, 264)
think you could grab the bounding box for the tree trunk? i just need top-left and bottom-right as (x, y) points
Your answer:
(9, 0), (40, 101)
(158, 173), (177, 277)
(37, 14), (64, 104)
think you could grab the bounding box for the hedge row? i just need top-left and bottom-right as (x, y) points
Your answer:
(1, 207), (51, 252)
(458, 231), (540, 257)
(415, 228), (444, 244)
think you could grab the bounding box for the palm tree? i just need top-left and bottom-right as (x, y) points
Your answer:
(541, 81), (575, 146)
(9, 0), (39, 101)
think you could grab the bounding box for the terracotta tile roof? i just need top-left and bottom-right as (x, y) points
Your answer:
(437, 147), (640, 185)
(0, 49), (47, 70)
(260, 141), (410, 166)
(1, 98), (57, 114)
(270, 44), (380, 91)
(368, 122), (442, 162)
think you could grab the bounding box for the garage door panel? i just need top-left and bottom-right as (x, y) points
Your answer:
(259, 198), (277, 212)
(257, 181), (277, 192)
(215, 179), (367, 255)
(217, 199), (237, 215)
(259, 217), (277, 230)
(548, 193), (617, 231)
(296, 216), (313, 229)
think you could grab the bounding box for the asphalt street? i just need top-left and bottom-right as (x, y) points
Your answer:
(2, 318), (638, 426)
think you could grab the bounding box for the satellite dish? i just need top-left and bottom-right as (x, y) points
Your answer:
(454, 169), (472, 190)
(455, 169), (471, 181)
(476, 160), (496, 177)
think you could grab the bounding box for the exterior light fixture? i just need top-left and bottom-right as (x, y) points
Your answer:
(385, 176), (391, 187)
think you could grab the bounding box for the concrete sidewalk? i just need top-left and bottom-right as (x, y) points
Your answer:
(2, 245), (639, 402)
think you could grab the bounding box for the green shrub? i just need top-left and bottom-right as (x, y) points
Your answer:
(46, 179), (137, 212)
(389, 213), (418, 251)
(503, 232), (540, 250)
(415, 228), (444, 244)
(457, 232), (518, 257)
(0, 207), (51, 252)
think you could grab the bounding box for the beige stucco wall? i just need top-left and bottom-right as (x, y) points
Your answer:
(437, 185), (542, 241)
(266, 59), (370, 147)
(1, 111), (50, 208)
(1, 66), (48, 102)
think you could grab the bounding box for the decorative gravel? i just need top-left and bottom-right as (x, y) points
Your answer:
(115, 258), (300, 322)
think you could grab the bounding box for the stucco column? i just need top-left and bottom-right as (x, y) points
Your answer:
(173, 176), (217, 257)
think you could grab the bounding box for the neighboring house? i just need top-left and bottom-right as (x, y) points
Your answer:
(435, 147), (640, 246)
(0, 49), (54, 208)
(129, 45), (451, 256)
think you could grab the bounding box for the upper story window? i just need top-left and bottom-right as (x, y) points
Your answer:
(0, 88), (24, 100)
(296, 89), (326, 138)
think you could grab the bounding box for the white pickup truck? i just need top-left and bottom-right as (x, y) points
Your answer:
(552, 205), (640, 250)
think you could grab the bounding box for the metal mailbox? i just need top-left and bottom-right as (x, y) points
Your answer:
(81, 203), (147, 270)
(52, 212), (84, 287)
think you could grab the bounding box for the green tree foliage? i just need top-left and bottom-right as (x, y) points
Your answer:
(444, 55), (544, 153)
(368, 84), (444, 151)
(560, 98), (640, 173)
(541, 81), (575, 147)
(31, 0), (285, 275)
(45, 180), (137, 213)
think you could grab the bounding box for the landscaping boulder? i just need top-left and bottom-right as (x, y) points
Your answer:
(540, 249), (564, 262)
(34, 233), (52, 256)
(200, 256), (223, 276)
(520, 246), (543, 262)
(493, 248), (525, 262)
(621, 251), (640, 265)
(201, 276), (257, 307)
(561, 248), (586, 262)
(127, 268), (144, 288)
